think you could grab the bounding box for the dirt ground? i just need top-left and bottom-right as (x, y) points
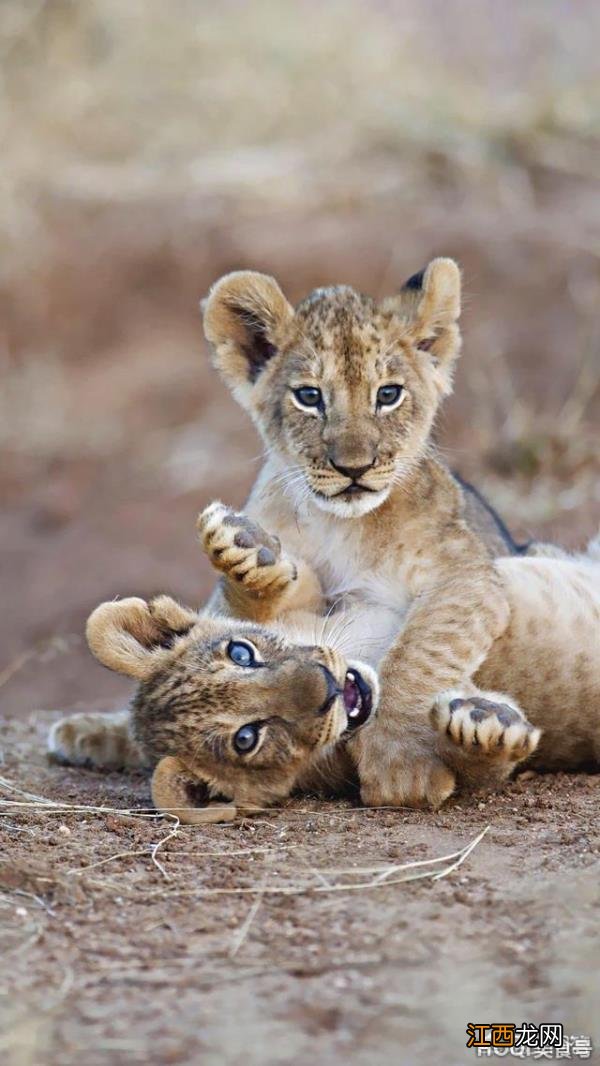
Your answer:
(2, 3), (600, 1063)
(1, 718), (599, 1066)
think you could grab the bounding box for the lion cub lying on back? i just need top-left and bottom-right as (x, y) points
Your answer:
(49, 505), (600, 822)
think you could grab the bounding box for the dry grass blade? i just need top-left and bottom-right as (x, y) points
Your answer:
(0, 772), (489, 898)
(79, 826), (491, 902)
(0, 784), (179, 823)
(431, 824), (489, 881)
(66, 842), (303, 878)
(228, 892), (264, 959)
(0, 775), (64, 806)
(0, 636), (79, 690)
(0, 649), (36, 690)
(370, 834), (486, 885)
(149, 817), (180, 881)
(228, 854), (276, 959)
(64, 849), (150, 877)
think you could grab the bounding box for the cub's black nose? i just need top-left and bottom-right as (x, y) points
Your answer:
(330, 460), (374, 481)
(316, 666), (341, 715)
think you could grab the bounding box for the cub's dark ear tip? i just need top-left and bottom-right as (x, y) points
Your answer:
(402, 270), (425, 292)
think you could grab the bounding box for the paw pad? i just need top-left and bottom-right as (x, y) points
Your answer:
(431, 692), (541, 762)
(198, 502), (295, 597)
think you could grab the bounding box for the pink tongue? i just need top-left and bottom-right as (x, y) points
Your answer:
(343, 677), (359, 712)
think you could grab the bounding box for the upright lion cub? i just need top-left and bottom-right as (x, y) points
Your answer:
(201, 260), (510, 808)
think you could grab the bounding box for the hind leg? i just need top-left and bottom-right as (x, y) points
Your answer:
(430, 687), (541, 788)
(48, 708), (146, 771)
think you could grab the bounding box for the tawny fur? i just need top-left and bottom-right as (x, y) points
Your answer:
(49, 503), (600, 819)
(201, 259), (522, 807)
(50, 580), (374, 820)
(49, 260), (600, 813)
(202, 506), (599, 789)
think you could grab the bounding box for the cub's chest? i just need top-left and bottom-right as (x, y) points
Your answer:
(303, 518), (412, 664)
(301, 515), (412, 617)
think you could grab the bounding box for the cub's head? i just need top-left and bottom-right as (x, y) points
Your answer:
(87, 596), (377, 822)
(203, 258), (461, 518)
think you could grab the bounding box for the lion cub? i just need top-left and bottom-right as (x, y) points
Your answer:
(49, 504), (599, 821)
(197, 504), (600, 794)
(197, 259), (534, 808)
(49, 258), (600, 813)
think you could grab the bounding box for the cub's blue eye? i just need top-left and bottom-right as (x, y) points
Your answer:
(293, 386), (323, 409)
(228, 640), (255, 667)
(377, 384), (403, 408)
(233, 723), (260, 754)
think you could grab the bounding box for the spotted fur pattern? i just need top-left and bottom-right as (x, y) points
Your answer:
(49, 508), (600, 815)
(200, 259), (520, 808)
(49, 572), (376, 817)
(48, 260), (600, 813)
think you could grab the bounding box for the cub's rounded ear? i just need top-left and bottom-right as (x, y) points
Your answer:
(382, 257), (461, 329)
(86, 596), (199, 680)
(382, 257), (462, 394)
(202, 270), (295, 401)
(414, 257), (461, 329)
(151, 756), (237, 824)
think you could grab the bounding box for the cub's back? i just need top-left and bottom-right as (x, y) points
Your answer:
(476, 556), (600, 768)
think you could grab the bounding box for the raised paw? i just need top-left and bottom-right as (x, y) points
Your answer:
(431, 691), (541, 763)
(48, 711), (145, 771)
(197, 501), (297, 598)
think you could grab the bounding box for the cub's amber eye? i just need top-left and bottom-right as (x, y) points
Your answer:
(228, 640), (255, 667)
(233, 723), (260, 754)
(293, 386), (323, 409)
(376, 384), (403, 408)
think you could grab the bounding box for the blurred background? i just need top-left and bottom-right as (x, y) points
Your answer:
(2, 0), (599, 715)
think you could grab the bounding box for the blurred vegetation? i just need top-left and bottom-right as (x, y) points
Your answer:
(2, 1), (599, 297)
(1, 4), (600, 682)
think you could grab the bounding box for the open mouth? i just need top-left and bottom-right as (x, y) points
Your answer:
(342, 668), (373, 730)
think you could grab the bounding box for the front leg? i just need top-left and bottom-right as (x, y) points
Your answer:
(354, 561), (510, 809)
(198, 501), (323, 624)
